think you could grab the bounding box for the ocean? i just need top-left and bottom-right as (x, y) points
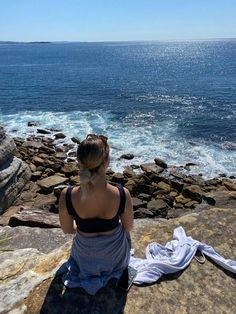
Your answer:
(0, 40), (236, 178)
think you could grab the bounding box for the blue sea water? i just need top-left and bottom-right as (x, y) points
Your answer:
(0, 40), (236, 177)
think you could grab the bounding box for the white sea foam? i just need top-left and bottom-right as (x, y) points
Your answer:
(1, 110), (235, 179)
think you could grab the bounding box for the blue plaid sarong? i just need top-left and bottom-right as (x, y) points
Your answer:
(62, 224), (131, 295)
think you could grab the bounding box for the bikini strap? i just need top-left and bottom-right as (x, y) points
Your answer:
(117, 185), (126, 215)
(65, 186), (77, 217)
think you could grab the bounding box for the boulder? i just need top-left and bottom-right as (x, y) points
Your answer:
(0, 225), (72, 253)
(184, 162), (197, 171)
(120, 154), (135, 160)
(123, 167), (135, 178)
(37, 128), (51, 134)
(0, 126), (6, 142)
(37, 175), (69, 192)
(169, 191), (178, 198)
(31, 171), (43, 181)
(150, 174), (170, 184)
(222, 179), (236, 191)
(22, 140), (44, 149)
(9, 209), (60, 228)
(29, 162), (37, 172)
(60, 163), (79, 176)
(132, 198), (147, 211)
(156, 181), (171, 193)
(32, 156), (45, 166)
(140, 162), (164, 174)
(138, 193), (152, 201)
(0, 207), (236, 313)
(147, 199), (169, 217)
(71, 137), (80, 144)
(170, 180), (184, 192)
(70, 175), (80, 185)
(134, 208), (154, 218)
(154, 157), (167, 168)
(135, 183), (155, 195)
(54, 132), (66, 139)
(182, 185), (202, 203)
(55, 152), (67, 160)
(0, 133), (16, 165)
(124, 179), (136, 194)
(0, 127), (31, 214)
(175, 194), (192, 205)
(110, 173), (126, 185)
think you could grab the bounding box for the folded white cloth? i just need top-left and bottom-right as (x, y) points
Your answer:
(129, 226), (236, 285)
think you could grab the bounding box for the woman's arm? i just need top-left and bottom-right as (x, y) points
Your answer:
(59, 188), (77, 234)
(120, 188), (134, 232)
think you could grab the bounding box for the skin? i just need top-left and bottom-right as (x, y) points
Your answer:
(59, 159), (134, 236)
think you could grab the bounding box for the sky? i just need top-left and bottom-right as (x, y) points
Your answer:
(0, 0), (236, 42)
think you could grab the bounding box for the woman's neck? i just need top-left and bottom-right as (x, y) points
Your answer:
(91, 171), (107, 189)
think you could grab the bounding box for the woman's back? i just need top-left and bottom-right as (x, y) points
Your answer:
(70, 183), (122, 220)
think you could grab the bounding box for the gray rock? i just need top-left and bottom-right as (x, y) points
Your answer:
(141, 162), (164, 174)
(110, 173), (126, 185)
(120, 154), (135, 160)
(37, 128), (51, 134)
(154, 157), (167, 168)
(182, 185), (202, 203)
(147, 199), (169, 217)
(134, 207), (155, 218)
(71, 137), (80, 144)
(0, 135), (16, 165)
(0, 126), (6, 143)
(22, 140), (44, 149)
(37, 175), (69, 192)
(9, 209), (60, 228)
(0, 225), (72, 253)
(54, 132), (66, 139)
(1, 207), (235, 313)
(0, 157), (31, 214)
(132, 197), (147, 210)
(31, 171), (43, 181)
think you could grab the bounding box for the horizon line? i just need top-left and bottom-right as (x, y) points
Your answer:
(1, 37), (236, 44)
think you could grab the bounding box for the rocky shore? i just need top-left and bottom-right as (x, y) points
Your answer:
(0, 125), (236, 226)
(0, 125), (236, 313)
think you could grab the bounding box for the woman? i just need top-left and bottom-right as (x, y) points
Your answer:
(59, 134), (133, 295)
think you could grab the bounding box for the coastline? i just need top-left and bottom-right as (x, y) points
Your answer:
(1, 127), (236, 314)
(1, 125), (236, 226)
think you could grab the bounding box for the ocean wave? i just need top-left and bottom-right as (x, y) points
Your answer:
(1, 109), (235, 179)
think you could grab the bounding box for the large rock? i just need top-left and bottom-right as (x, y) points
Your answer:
(0, 128), (16, 165)
(140, 162), (164, 174)
(0, 127), (31, 214)
(37, 175), (69, 192)
(154, 157), (167, 169)
(9, 209), (60, 228)
(182, 185), (202, 203)
(0, 207), (235, 313)
(0, 225), (73, 253)
(147, 199), (169, 217)
(0, 157), (31, 214)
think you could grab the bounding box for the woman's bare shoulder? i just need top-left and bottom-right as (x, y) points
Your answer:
(106, 182), (120, 194)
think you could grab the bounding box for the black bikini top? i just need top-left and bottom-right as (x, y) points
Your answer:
(65, 185), (126, 233)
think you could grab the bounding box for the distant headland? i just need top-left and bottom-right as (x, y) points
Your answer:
(0, 41), (51, 44)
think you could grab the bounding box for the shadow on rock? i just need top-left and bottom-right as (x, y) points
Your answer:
(40, 265), (128, 314)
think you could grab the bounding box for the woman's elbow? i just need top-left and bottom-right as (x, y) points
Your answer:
(122, 222), (134, 232)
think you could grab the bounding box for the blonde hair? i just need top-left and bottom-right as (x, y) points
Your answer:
(77, 134), (109, 199)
